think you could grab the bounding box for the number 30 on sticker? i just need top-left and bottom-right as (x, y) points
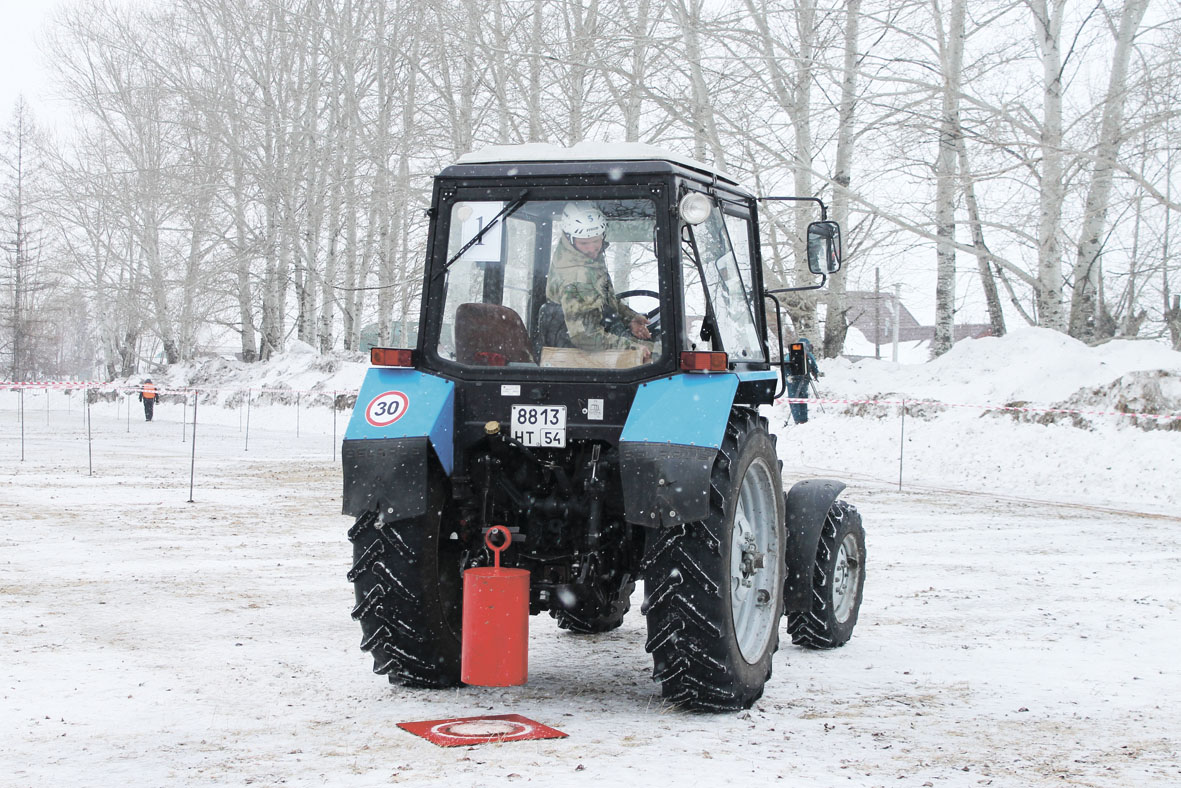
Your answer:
(365, 391), (410, 427)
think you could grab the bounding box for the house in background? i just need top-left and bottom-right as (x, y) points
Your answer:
(842, 291), (993, 351)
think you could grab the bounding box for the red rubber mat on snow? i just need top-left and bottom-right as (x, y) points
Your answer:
(397, 714), (568, 747)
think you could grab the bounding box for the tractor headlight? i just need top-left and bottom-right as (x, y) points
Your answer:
(679, 192), (712, 225)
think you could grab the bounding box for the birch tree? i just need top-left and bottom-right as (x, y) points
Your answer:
(49, 132), (146, 377)
(50, 2), (193, 364)
(671, 0), (727, 165)
(1, 100), (52, 379)
(930, 0), (965, 358)
(1068, 0), (1150, 341)
(1027, 0), (1068, 331)
(821, 0), (862, 357)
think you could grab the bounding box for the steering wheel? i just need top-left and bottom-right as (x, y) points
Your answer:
(617, 289), (661, 339)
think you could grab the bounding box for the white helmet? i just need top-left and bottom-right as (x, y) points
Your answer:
(561, 202), (607, 239)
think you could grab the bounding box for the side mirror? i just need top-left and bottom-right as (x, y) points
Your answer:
(806, 220), (842, 275)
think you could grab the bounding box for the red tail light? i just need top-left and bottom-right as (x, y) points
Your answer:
(680, 351), (728, 372)
(371, 347), (414, 367)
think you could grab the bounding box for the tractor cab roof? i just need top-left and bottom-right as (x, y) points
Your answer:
(444, 142), (751, 195)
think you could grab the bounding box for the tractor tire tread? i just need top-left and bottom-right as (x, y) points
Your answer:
(642, 408), (784, 712)
(786, 500), (865, 650)
(551, 579), (636, 634)
(348, 484), (462, 688)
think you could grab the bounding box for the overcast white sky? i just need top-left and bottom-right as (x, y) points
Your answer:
(0, 0), (67, 130)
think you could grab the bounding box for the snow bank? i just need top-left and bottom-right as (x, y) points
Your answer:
(823, 326), (1181, 408)
(109, 348), (369, 408)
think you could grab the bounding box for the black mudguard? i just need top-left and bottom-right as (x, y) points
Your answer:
(341, 437), (430, 523)
(619, 441), (719, 526)
(783, 478), (847, 611)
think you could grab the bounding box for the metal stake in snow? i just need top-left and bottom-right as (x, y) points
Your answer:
(86, 388), (93, 477)
(244, 389), (252, 452)
(810, 379), (826, 414)
(188, 390), (198, 503)
(296, 391), (301, 438)
(898, 398), (906, 491)
(19, 388), (25, 462)
(332, 391), (337, 461)
(126, 391), (131, 433)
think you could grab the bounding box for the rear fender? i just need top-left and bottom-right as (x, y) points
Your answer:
(618, 373), (737, 526)
(342, 368), (454, 523)
(783, 478), (847, 611)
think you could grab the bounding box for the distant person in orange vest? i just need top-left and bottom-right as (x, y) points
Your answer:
(139, 379), (158, 421)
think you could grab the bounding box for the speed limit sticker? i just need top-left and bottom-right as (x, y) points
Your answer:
(365, 391), (410, 427)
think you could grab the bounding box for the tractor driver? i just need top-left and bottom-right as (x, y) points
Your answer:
(546, 202), (655, 362)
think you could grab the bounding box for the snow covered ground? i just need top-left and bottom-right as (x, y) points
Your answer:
(2, 329), (1179, 787)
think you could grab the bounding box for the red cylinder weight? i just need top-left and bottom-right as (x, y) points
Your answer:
(461, 526), (530, 686)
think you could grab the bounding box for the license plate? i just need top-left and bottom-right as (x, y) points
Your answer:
(510, 405), (567, 447)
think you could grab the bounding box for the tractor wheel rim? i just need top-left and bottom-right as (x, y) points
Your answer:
(730, 457), (780, 663)
(833, 532), (861, 623)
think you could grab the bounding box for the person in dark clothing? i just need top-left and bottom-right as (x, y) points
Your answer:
(139, 379), (158, 421)
(787, 338), (820, 424)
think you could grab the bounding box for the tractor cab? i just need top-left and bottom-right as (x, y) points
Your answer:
(419, 145), (839, 388)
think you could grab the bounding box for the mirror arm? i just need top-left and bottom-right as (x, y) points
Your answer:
(765, 274), (828, 295)
(758, 195), (828, 221)
(763, 291), (788, 398)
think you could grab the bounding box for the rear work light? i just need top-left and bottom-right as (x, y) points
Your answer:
(370, 347), (414, 367)
(680, 351), (728, 372)
(786, 343), (807, 378)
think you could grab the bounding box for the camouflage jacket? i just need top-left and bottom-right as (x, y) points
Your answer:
(546, 236), (650, 352)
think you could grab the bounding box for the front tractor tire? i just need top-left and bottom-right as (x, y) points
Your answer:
(550, 576), (636, 634)
(641, 409), (786, 712)
(347, 476), (464, 687)
(787, 500), (865, 649)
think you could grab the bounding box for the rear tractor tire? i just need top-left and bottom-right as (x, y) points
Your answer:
(550, 575), (635, 634)
(347, 476), (464, 687)
(641, 409), (786, 711)
(787, 500), (865, 649)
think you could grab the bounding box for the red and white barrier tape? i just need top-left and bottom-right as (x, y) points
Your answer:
(0, 381), (347, 396)
(1, 380), (107, 390)
(774, 395), (1180, 422)
(4, 381), (1177, 422)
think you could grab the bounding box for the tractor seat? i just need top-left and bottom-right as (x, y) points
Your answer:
(534, 301), (575, 358)
(454, 303), (535, 366)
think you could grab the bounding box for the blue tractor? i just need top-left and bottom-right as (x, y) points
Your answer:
(342, 146), (865, 711)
